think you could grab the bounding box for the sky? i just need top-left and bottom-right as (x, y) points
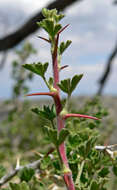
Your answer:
(0, 0), (117, 99)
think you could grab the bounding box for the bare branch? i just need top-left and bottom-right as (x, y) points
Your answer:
(0, 0), (82, 52)
(0, 148), (54, 187)
(97, 42), (117, 95)
(0, 51), (7, 69)
(0, 159), (41, 187)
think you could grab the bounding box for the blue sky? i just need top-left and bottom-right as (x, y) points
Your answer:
(0, 0), (117, 99)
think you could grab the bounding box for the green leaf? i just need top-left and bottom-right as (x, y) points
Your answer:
(42, 8), (49, 18)
(48, 77), (54, 87)
(18, 167), (35, 182)
(32, 104), (56, 121)
(19, 182), (30, 190)
(58, 74), (83, 95)
(58, 128), (69, 145)
(0, 165), (6, 178)
(53, 24), (62, 35)
(10, 183), (20, 190)
(45, 126), (57, 145)
(38, 19), (54, 37)
(98, 167), (109, 178)
(58, 78), (71, 94)
(38, 19), (62, 38)
(37, 8), (64, 38)
(70, 74), (83, 94)
(59, 40), (72, 55)
(113, 164), (117, 176)
(90, 180), (99, 190)
(42, 8), (64, 22)
(10, 182), (30, 190)
(23, 62), (48, 78)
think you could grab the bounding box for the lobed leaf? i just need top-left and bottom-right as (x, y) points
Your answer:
(90, 180), (99, 190)
(70, 74), (83, 94)
(58, 74), (83, 96)
(59, 40), (72, 55)
(18, 167), (35, 182)
(98, 167), (109, 178)
(45, 126), (58, 146)
(0, 165), (6, 179)
(10, 182), (30, 190)
(58, 128), (69, 145)
(38, 19), (62, 38)
(113, 164), (117, 176)
(32, 104), (56, 121)
(42, 8), (64, 22)
(23, 62), (48, 78)
(58, 78), (71, 94)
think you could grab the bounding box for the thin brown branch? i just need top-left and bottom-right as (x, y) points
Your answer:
(97, 42), (117, 95)
(0, 51), (7, 69)
(0, 0), (82, 52)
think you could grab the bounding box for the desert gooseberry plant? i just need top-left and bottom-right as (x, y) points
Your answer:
(1, 8), (117, 190)
(23, 8), (101, 190)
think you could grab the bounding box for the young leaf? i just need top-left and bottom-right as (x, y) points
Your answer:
(54, 24), (62, 36)
(59, 40), (72, 55)
(90, 180), (99, 190)
(45, 126), (58, 145)
(10, 183), (20, 190)
(58, 78), (71, 94)
(41, 8), (64, 22)
(98, 167), (109, 178)
(19, 182), (30, 190)
(37, 8), (64, 39)
(38, 19), (54, 37)
(10, 182), (30, 190)
(18, 167), (35, 182)
(23, 62), (48, 78)
(58, 74), (83, 96)
(48, 77), (54, 87)
(113, 164), (117, 176)
(32, 104), (56, 121)
(58, 128), (69, 145)
(70, 74), (83, 95)
(0, 165), (6, 178)
(38, 20), (62, 39)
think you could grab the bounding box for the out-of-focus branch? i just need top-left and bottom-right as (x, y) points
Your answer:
(0, 51), (7, 69)
(0, 159), (41, 187)
(0, 0), (82, 52)
(97, 42), (117, 95)
(0, 148), (54, 187)
(113, 0), (117, 4)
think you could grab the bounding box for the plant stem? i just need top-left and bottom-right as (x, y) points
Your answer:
(75, 160), (85, 188)
(51, 35), (75, 190)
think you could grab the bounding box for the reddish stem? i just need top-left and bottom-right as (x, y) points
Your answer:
(52, 32), (75, 190)
(58, 24), (69, 35)
(63, 113), (99, 120)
